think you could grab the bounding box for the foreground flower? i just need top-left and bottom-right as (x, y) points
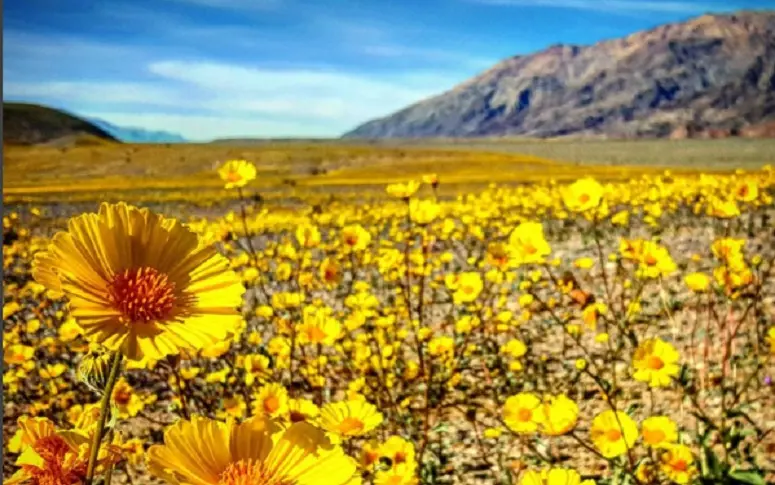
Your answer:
(632, 338), (680, 388)
(218, 159), (257, 189)
(32, 203), (245, 361)
(539, 394), (578, 436)
(148, 415), (357, 485)
(660, 444), (697, 484)
(319, 400), (384, 437)
(563, 177), (604, 213)
(641, 416), (678, 449)
(7, 416), (117, 485)
(503, 392), (543, 434)
(590, 410), (639, 458)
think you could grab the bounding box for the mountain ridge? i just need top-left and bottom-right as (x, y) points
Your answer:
(342, 10), (775, 140)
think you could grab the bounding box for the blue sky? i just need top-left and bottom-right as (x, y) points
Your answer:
(3, 0), (771, 140)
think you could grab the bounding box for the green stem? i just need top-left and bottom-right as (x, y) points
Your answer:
(85, 351), (123, 485)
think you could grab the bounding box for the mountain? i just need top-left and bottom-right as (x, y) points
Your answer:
(3, 102), (119, 145)
(87, 118), (187, 143)
(343, 11), (775, 140)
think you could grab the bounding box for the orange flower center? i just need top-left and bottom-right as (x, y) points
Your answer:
(308, 326), (328, 343)
(646, 356), (665, 370)
(108, 267), (176, 323)
(517, 408), (533, 422)
(113, 386), (132, 406)
(644, 255), (658, 266)
(219, 459), (290, 485)
(644, 428), (666, 445)
(670, 459), (688, 472)
(393, 451), (408, 464)
(579, 193), (590, 204)
(337, 417), (365, 435)
(263, 396), (281, 414)
(606, 429), (623, 442)
(226, 171), (242, 183)
(345, 235), (358, 246)
(523, 243), (537, 255)
(25, 436), (88, 485)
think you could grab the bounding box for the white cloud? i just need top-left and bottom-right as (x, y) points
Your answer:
(145, 60), (461, 124)
(467, 0), (719, 13)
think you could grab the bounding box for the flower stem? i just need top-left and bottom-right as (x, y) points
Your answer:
(85, 350), (123, 485)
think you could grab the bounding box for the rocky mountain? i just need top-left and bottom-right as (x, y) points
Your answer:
(343, 11), (775, 139)
(3, 102), (119, 145)
(87, 118), (187, 143)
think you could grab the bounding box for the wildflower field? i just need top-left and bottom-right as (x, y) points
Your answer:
(3, 141), (775, 485)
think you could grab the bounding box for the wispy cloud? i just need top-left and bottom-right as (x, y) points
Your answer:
(467, 0), (720, 13)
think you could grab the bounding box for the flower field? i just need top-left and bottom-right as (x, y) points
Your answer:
(3, 157), (775, 485)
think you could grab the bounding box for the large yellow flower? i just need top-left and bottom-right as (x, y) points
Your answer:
(319, 400), (384, 437)
(503, 392), (543, 434)
(562, 177), (604, 213)
(148, 415), (357, 485)
(218, 159), (257, 189)
(7, 416), (118, 485)
(32, 203), (245, 361)
(590, 410), (638, 458)
(632, 338), (680, 388)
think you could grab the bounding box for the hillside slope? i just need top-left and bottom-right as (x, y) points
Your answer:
(343, 11), (775, 139)
(3, 103), (119, 145)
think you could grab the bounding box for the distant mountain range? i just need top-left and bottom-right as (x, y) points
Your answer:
(2, 102), (187, 145)
(86, 118), (187, 143)
(343, 11), (775, 140)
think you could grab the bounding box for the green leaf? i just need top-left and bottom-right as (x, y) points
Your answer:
(728, 470), (766, 485)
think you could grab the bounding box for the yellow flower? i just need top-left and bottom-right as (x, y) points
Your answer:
(4, 344), (34, 365)
(147, 415), (358, 485)
(500, 339), (527, 359)
(297, 311), (342, 346)
(58, 318), (83, 342)
(636, 241), (676, 279)
(379, 435), (416, 468)
(573, 257), (595, 270)
(386, 180), (420, 199)
(590, 410), (638, 458)
(632, 338), (680, 388)
(374, 462), (418, 485)
(563, 178), (604, 212)
(112, 378), (146, 418)
(451, 272), (483, 304)
(641, 416), (678, 449)
(6, 416), (116, 485)
(767, 327), (775, 356)
(503, 393), (543, 434)
(217, 159), (257, 189)
(520, 468), (582, 485)
(733, 180), (758, 202)
(3, 301), (22, 319)
(39, 364), (67, 380)
(32, 203), (245, 362)
(201, 339), (232, 359)
(509, 222), (551, 265)
(684, 272), (710, 292)
(539, 394), (578, 436)
(660, 444), (697, 484)
(422, 173), (439, 186)
(319, 400), (384, 437)
(252, 383), (289, 418)
(296, 223), (322, 249)
(409, 199), (441, 225)
(427, 336), (455, 360)
(288, 398), (320, 424)
(342, 225), (372, 251)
